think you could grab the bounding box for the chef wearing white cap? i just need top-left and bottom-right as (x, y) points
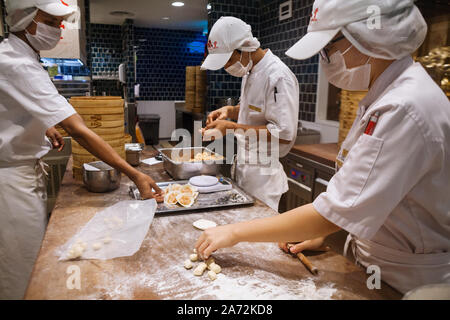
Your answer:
(201, 16), (299, 211)
(196, 1), (450, 294)
(0, 0), (162, 300)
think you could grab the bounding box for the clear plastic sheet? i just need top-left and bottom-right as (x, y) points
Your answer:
(58, 199), (157, 261)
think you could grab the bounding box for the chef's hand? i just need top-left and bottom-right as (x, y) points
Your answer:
(279, 237), (330, 254)
(206, 106), (234, 125)
(204, 119), (237, 137)
(132, 172), (164, 202)
(195, 225), (238, 259)
(46, 127), (65, 151)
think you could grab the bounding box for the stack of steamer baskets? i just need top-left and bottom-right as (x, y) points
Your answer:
(185, 66), (207, 113)
(338, 90), (367, 148)
(69, 96), (126, 181)
(185, 66), (196, 111)
(194, 66), (207, 113)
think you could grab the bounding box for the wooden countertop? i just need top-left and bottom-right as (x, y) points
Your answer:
(290, 143), (339, 168)
(24, 147), (400, 300)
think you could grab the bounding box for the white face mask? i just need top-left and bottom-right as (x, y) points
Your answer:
(225, 51), (253, 78)
(321, 45), (372, 91)
(26, 20), (62, 51)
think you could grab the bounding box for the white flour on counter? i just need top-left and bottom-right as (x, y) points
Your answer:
(89, 263), (336, 300)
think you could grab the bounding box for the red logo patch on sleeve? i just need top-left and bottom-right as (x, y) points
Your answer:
(311, 8), (319, 22)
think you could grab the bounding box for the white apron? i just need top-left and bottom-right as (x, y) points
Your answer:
(0, 160), (48, 300)
(234, 70), (290, 212)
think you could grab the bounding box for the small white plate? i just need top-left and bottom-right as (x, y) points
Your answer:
(189, 175), (219, 187)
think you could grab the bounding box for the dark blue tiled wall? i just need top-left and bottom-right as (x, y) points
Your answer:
(207, 0), (261, 111)
(122, 19), (135, 103)
(90, 23), (122, 76)
(260, 0), (318, 122)
(134, 27), (207, 101)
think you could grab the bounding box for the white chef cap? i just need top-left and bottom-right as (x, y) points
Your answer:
(202, 17), (260, 71)
(342, 5), (428, 60)
(6, 7), (38, 32)
(287, 0), (428, 61)
(6, 0), (78, 32)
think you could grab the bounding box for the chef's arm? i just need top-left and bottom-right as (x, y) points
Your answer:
(59, 114), (163, 198)
(233, 204), (340, 243)
(196, 203), (341, 258)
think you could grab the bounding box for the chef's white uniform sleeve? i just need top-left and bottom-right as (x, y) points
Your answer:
(10, 64), (76, 129)
(313, 105), (437, 239)
(265, 77), (299, 141)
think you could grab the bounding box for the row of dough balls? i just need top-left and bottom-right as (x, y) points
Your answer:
(184, 249), (222, 280)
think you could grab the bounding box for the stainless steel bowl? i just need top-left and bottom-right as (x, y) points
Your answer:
(159, 147), (226, 180)
(82, 161), (121, 193)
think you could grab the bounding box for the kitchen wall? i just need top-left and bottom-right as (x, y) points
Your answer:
(260, 0), (318, 122)
(206, 0), (318, 121)
(134, 27), (207, 101)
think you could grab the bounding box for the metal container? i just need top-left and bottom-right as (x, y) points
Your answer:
(129, 177), (254, 214)
(82, 161), (121, 193)
(159, 147), (225, 180)
(125, 143), (143, 166)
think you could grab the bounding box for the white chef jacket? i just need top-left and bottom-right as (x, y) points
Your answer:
(235, 50), (299, 211)
(0, 34), (76, 164)
(313, 56), (450, 294)
(0, 34), (75, 299)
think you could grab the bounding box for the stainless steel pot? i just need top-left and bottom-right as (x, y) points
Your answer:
(82, 161), (121, 193)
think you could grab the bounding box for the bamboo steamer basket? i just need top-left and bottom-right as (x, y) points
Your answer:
(338, 90), (367, 148)
(194, 66), (207, 113)
(69, 97), (126, 181)
(185, 66), (196, 111)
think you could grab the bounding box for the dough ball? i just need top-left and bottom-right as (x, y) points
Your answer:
(92, 242), (102, 251)
(193, 262), (207, 276)
(209, 263), (222, 274)
(66, 242), (86, 260)
(103, 236), (112, 244)
(189, 253), (198, 262)
(206, 257), (215, 267)
(193, 248), (197, 253)
(208, 270), (217, 281)
(184, 259), (193, 270)
(193, 219), (217, 231)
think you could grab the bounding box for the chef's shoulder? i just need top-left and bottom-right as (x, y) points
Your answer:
(0, 47), (46, 80)
(266, 55), (299, 89)
(376, 62), (449, 145)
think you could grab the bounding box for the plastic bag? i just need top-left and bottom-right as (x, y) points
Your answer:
(58, 199), (157, 261)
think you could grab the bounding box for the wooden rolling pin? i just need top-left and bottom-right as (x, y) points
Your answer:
(286, 243), (319, 275)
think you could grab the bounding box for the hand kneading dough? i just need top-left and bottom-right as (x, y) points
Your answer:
(193, 219), (217, 230)
(189, 253), (198, 262)
(208, 270), (217, 281)
(184, 259), (193, 269)
(193, 262), (207, 276)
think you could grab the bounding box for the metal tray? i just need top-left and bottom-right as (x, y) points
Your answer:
(158, 147), (226, 180)
(128, 177), (254, 214)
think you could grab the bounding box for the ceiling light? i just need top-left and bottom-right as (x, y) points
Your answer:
(172, 2), (185, 7)
(162, 17), (170, 20)
(207, 4), (212, 10)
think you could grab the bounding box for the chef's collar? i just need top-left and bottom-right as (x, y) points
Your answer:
(250, 49), (273, 75)
(360, 56), (414, 108)
(8, 33), (40, 61)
